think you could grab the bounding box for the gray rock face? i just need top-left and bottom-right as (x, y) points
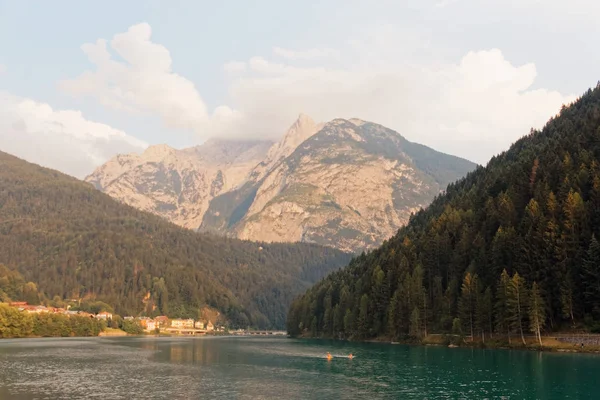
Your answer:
(87, 115), (476, 252)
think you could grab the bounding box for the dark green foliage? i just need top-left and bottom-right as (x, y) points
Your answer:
(0, 264), (39, 304)
(0, 304), (103, 338)
(0, 152), (352, 329)
(529, 282), (546, 345)
(582, 235), (600, 318)
(31, 313), (104, 337)
(120, 319), (144, 335)
(288, 83), (600, 339)
(0, 303), (33, 338)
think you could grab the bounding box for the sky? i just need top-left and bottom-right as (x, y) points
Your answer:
(1, 0), (599, 178)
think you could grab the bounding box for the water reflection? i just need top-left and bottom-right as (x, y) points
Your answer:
(0, 337), (598, 399)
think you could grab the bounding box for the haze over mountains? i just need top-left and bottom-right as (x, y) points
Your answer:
(87, 115), (476, 252)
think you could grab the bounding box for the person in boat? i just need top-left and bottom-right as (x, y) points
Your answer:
(326, 352), (332, 360)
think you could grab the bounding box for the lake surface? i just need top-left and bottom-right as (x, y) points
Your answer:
(0, 336), (598, 399)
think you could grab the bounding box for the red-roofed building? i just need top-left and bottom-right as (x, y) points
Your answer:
(154, 316), (169, 327)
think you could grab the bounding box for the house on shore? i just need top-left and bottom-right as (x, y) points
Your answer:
(171, 318), (194, 329)
(140, 318), (159, 332)
(96, 311), (113, 320)
(155, 316), (169, 328)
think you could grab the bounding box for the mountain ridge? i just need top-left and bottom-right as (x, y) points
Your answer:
(0, 150), (351, 329)
(88, 115), (476, 252)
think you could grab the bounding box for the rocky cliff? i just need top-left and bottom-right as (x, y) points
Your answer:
(87, 115), (476, 252)
(86, 139), (273, 229)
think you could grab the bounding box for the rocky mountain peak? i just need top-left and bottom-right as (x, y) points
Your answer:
(142, 144), (176, 161)
(282, 113), (319, 148)
(265, 114), (323, 164)
(88, 115), (477, 252)
(348, 118), (367, 127)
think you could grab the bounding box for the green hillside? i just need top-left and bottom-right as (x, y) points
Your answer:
(0, 151), (351, 329)
(288, 83), (600, 340)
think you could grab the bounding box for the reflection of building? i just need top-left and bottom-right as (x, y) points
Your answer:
(170, 346), (185, 363)
(206, 321), (214, 331)
(171, 318), (194, 328)
(194, 320), (204, 329)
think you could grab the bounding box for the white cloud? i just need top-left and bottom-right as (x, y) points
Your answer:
(60, 23), (218, 132)
(221, 46), (574, 163)
(0, 91), (147, 178)
(61, 23), (574, 164)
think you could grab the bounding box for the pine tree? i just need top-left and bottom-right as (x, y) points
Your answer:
(495, 269), (512, 343)
(459, 272), (479, 340)
(322, 288), (333, 336)
(560, 273), (576, 325)
(477, 286), (493, 341)
(332, 305), (343, 336)
(508, 272), (528, 345)
(357, 294), (370, 338)
(582, 235), (600, 318)
(387, 290), (401, 338)
(343, 309), (354, 334)
(409, 307), (421, 338)
(529, 282), (546, 346)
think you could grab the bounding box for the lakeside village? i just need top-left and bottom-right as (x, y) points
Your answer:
(4, 301), (278, 337)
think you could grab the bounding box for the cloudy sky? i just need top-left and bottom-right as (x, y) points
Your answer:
(1, 0), (598, 178)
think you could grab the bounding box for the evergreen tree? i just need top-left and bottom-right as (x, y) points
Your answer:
(343, 309), (354, 334)
(357, 294), (370, 338)
(581, 235), (600, 318)
(508, 272), (528, 345)
(560, 273), (576, 326)
(387, 289), (402, 338)
(459, 272), (479, 340)
(529, 282), (546, 346)
(409, 307), (421, 338)
(477, 286), (493, 341)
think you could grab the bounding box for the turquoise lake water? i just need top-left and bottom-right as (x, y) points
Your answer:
(0, 336), (598, 399)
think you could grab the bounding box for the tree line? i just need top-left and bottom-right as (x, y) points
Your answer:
(0, 303), (105, 338)
(287, 83), (600, 341)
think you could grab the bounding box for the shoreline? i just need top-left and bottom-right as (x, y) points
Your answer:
(294, 333), (600, 355)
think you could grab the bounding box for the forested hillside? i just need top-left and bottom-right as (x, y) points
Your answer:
(288, 83), (600, 341)
(0, 151), (351, 329)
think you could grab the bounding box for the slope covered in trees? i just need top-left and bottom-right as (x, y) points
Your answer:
(0, 151), (352, 329)
(288, 83), (600, 341)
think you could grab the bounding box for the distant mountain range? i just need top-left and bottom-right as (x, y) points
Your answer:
(87, 115), (476, 252)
